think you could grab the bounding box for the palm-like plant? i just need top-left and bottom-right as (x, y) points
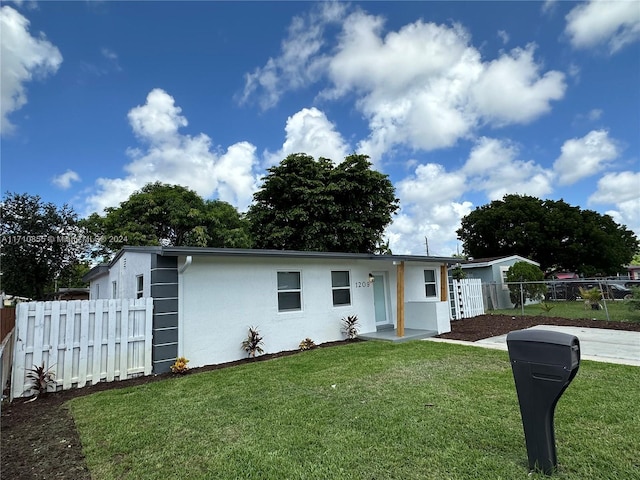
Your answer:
(579, 287), (602, 310)
(241, 326), (265, 358)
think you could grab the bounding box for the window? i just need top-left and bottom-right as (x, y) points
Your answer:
(277, 272), (301, 311)
(500, 266), (510, 290)
(95, 284), (100, 300)
(331, 271), (351, 306)
(424, 269), (437, 297)
(112, 281), (117, 299)
(136, 275), (143, 299)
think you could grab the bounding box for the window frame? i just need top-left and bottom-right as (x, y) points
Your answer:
(112, 281), (117, 299)
(136, 275), (143, 299)
(277, 271), (302, 312)
(331, 270), (351, 307)
(500, 266), (510, 290)
(424, 269), (437, 298)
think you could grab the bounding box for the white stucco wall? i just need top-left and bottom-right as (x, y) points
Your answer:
(178, 257), (450, 368)
(108, 252), (151, 299)
(90, 275), (110, 300)
(179, 256), (376, 368)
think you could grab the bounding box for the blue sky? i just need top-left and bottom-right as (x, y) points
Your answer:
(2, 0), (639, 256)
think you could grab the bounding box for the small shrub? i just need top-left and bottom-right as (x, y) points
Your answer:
(242, 326), (265, 358)
(579, 287), (602, 309)
(299, 338), (317, 351)
(341, 315), (360, 340)
(539, 302), (555, 314)
(170, 357), (190, 374)
(625, 286), (640, 312)
(25, 363), (56, 398)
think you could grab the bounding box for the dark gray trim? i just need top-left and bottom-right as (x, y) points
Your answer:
(106, 245), (458, 265)
(159, 246), (459, 264)
(151, 283), (179, 298)
(82, 264), (109, 283)
(153, 312), (179, 329)
(151, 254), (179, 374)
(153, 328), (179, 346)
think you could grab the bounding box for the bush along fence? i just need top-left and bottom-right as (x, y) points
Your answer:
(450, 279), (485, 319)
(11, 298), (153, 400)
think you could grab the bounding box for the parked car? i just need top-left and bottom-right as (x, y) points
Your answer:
(545, 272), (579, 280)
(545, 282), (580, 301)
(603, 283), (633, 300)
(545, 281), (632, 301)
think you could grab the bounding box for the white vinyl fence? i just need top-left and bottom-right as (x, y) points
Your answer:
(11, 298), (153, 400)
(451, 279), (485, 319)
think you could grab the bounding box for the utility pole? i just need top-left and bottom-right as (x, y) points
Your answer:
(425, 236), (430, 256)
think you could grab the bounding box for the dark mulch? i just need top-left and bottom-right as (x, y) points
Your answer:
(2, 316), (638, 479)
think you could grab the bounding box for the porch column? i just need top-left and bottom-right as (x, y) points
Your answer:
(396, 261), (405, 337)
(440, 265), (448, 301)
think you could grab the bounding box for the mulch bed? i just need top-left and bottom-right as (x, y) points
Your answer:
(2, 315), (638, 479)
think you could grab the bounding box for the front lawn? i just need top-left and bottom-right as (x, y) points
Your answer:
(492, 300), (640, 323)
(68, 341), (640, 480)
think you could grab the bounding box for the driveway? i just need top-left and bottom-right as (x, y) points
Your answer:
(429, 325), (640, 366)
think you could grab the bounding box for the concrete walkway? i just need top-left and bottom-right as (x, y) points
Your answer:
(427, 325), (640, 366)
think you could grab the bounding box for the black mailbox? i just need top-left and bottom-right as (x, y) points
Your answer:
(506, 329), (580, 475)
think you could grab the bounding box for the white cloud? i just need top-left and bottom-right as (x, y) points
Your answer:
(52, 170), (81, 190)
(264, 107), (350, 166)
(327, 16), (484, 158)
(85, 89), (260, 215)
(387, 136), (558, 255)
(470, 44), (566, 126)
(589, 171), (640, 204)
(553, 130), (619, 185)
(542, 0), (558, 15)
(565, 0), (640, 53)
(589, 171), (640, 237)
(463, 137), (553, 200)
(239, 2), (346, 110)
(588, 108), (603, 121)
(388, 162), (471, 255)
(243, 8), (566, 162)
(0, 6), (62, 135)
(497, 30), (509, 45)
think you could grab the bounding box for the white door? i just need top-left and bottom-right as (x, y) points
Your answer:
(373, 274), (389, 325)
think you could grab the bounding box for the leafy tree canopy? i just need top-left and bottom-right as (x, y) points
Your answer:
(505, 261), (546, 308)
(82, 182), (251, 258)
(0, 193), (88, 299)
(457, 194), (638, 276)
(247, 153), (399, 253)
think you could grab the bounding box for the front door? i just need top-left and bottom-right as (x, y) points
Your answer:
(373, 274), (389, 325)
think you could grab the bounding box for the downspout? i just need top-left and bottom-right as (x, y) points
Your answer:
(396, 261), (405, 337)
(179, 255), (192, 274)
(177, 255), (192, 358)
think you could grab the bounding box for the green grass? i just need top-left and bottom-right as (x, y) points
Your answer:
(68, 341), (640, 480)
(491, 300), (640, 323)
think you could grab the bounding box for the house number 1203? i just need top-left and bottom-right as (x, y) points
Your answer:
(355, 281), (372, 288)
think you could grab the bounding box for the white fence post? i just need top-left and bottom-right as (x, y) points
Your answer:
(451, 279), (485, 319)
(11, 298), (154, 400)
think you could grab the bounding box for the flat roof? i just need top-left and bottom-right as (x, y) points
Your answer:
(159, 246), (459, 264)
(83, 246), (460, 280)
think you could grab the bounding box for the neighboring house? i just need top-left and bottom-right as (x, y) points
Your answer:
(455, 255), (541, 309)
(45, 288), (90, 301)
(627, 265), (640, 280)
(83, 246), (458, 373)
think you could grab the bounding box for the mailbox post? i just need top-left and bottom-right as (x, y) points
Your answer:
(507, 329), (580, 475)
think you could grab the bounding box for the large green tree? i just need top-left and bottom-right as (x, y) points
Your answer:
(457, 194), (638, 276)
(0, 193), (88, 299)
(82, 182), (251, 258)
(247, 153), (399, 253)
(505, 261), (547, 308)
